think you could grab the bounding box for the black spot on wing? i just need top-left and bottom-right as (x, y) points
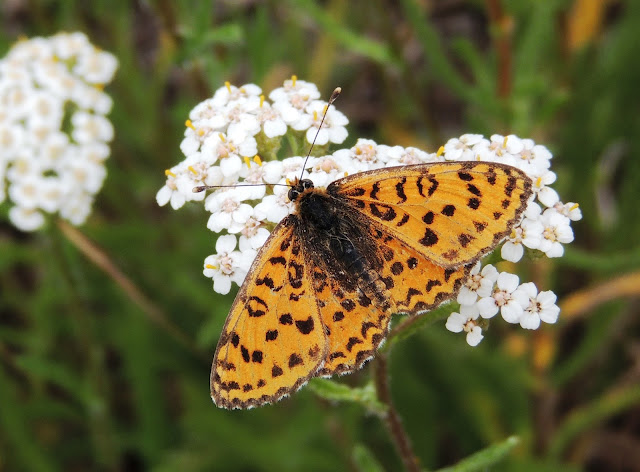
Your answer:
(269, 256), (286, 266)
(295, 316), (315, 334)
(458, 233), (474, 248)
(474, 221), (488, 233)
(288, 353), (303, 368)
(441, 205), (456, 217)
(252, 350), (263, 363)
(427, 177), (439, 196)
(396, 213), (410, 227)
(423, 211), (434, 224)
(505, 175), (517, 197)
(370, 203), (397, 221)
(426, 279), (442, 292)
(395, 177), (407, 203)
(391, 261), (404, 275)
(467, 183), (481, 196)
(341, 299), (356, 312)
(346, 337), (363, 352)
(272, 365), (283, 377)
(265, 329), (278, 341)
(420, 228), (439, 247)
(370, 182), (381, 200)
(241, 345), (250, 363)
(416, 177), (425, 197)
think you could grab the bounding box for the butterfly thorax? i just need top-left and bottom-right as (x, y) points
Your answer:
(292, 186), (388, 304)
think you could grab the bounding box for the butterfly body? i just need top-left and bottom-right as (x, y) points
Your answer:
(293, 182), (389, 300)
(211, 162), (533, 409)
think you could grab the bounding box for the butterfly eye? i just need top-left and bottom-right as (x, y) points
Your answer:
(288, 188), (300, 201)
(302, 179), (314, 190)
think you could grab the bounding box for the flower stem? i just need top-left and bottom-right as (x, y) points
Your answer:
(373, 353), (422, 472)
(56, 220), (207, 362)
(485, 0), (513, 99)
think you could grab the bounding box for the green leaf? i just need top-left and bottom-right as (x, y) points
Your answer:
(308, 378), (387, 416)
(16, 354), (89, 402)
(382, 303), (457, 353)
(352, 443), (386, 472)
(435, 436), (520, 472)
(548, 384), (640, 459)
(291, 0), (397, 66)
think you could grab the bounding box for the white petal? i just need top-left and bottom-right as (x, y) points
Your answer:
(481, 264), (499, 281)
(213, 274), (232, 295)
(518, 282), (538, 299)
(466, 326), (484, 346)
(501, 241), (524, 262)
(477, 297), (498, 318)
(537, 290), (557, 306)
(263, 119), (287, 138)
(215, 234), (237, 253)
(539, 305), (560, 324)
(501, 302), (523, 323)
(457, 287), (478, 305)
(156, 186), (172, 206)
(445, 312), (466, 332)
(497, 272), (519, 292)
(538, 186), (560, 207)
(520, 312), (541, 330)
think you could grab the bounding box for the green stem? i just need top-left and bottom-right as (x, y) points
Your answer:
(50, 225), (116, 469)
(56, 220), (207, 362)
(373, 354), (422, 472)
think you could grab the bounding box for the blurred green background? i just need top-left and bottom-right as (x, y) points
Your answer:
(1, 1), (639, 471)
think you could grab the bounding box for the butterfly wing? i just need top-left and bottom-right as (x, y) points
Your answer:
(366, 224), (473, 314)
(313, 213), (472, 379)
(330, 162), (532, 268)
(211, 216), (328, 409)
(310, 263), (393, 377)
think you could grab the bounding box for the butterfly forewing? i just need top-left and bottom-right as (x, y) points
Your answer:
(211, 217), (328, 409)
(331, 162), (533, 268)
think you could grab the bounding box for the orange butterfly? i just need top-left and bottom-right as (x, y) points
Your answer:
(210, 161), (533, 409)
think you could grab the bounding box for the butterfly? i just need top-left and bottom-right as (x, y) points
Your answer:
(210, 161), (533, 409)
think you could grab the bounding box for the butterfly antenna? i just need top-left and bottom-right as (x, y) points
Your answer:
(192, 182), (289, 193)
(298, 86), (342, 181)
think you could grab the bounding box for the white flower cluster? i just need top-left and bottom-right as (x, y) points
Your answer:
(445, 262), (560, 346)
(159, 80), (580, 345)
(0, 32), (117, 231)
(440, 134), (579, 345)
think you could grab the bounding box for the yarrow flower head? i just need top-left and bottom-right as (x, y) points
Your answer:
(159, 78), (580, 348)
(0, 32), (118, 231)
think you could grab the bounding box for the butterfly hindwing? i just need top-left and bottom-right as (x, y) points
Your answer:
(310, 263), (393, 377)
(331, 162), (533, 268)
(211, 216), (328, 409)
(367, 224), (473, 314)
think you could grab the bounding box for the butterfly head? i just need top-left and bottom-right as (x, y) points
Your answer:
(288, 178), (315, 203)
